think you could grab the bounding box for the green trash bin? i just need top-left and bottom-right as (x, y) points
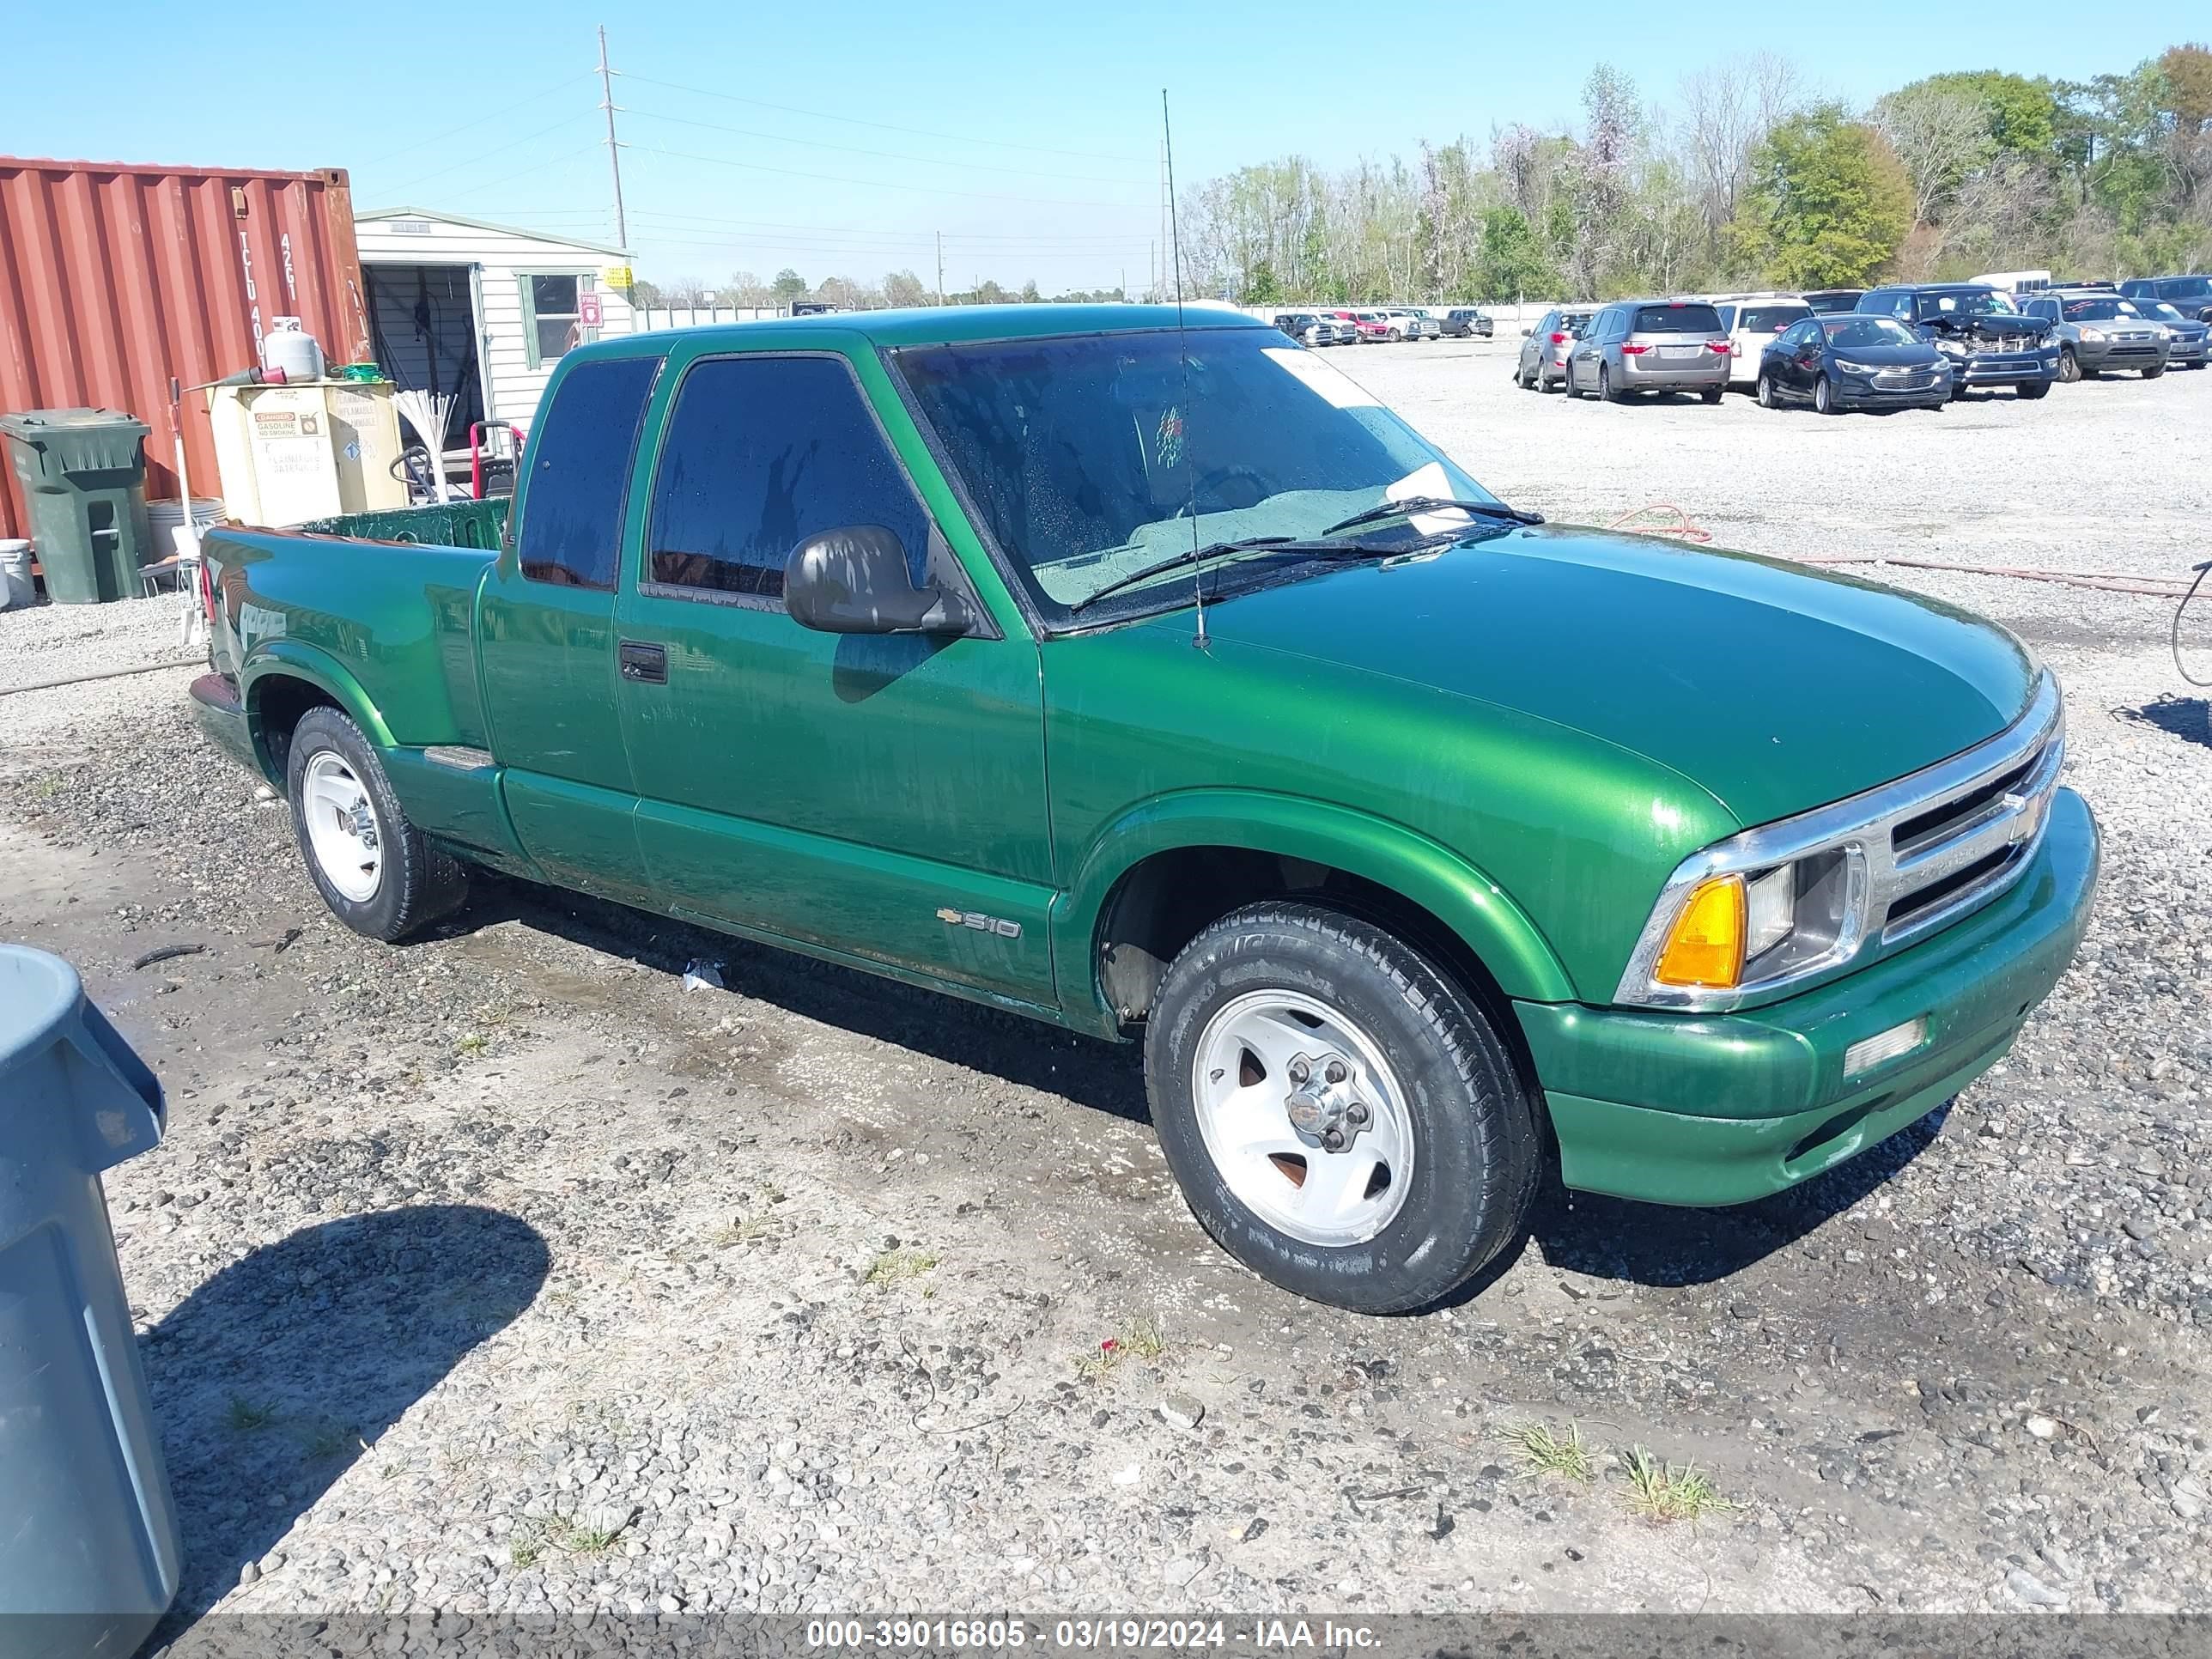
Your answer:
(0, 408), (155, 605)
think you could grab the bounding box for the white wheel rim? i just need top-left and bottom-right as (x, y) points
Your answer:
(301, 750), (383, 902)
(1190, 989), (1415, 1249)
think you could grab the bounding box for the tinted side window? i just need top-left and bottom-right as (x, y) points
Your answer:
(646, 355), (930, 603)
(517, 356), (660, 589)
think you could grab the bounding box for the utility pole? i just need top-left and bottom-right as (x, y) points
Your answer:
(597, 25), (629, 255)
(936, 232), (945, 307)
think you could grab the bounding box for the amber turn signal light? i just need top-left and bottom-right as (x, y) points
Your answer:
(1653, 875), (1746, 988)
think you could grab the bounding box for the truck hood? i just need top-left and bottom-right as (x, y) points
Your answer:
(1180, 526), (2039, 830)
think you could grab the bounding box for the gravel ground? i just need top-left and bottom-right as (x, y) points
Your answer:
(2, 344), (2209, 1638)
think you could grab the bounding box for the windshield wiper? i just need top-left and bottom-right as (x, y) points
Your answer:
(1066, 536), (1388, 614)
(1323, 495), (1545, 536)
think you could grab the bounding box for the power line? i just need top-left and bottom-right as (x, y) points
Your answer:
(620, 107), (1143, 187)
(436, 142), (610, 206)
(378, 112), (596, 199)
(635, 143), (1152, 211)
(625, 211), (1155, 246)
(619, 71), (1146, 164)
(354, 72), (592, 171)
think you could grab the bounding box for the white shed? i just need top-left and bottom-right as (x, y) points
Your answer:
(352, 208), (635, 460)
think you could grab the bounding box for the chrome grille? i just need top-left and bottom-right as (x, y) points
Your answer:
(1875, 712), (2063, 948)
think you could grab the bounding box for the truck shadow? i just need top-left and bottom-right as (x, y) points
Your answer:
(141, 1204), (549, 1632)
(441, 874), (1942, 1294)
(446, 872), (1152, 1125)
(2117, 695), (2212, 753)
(1518, 1103), (1949, 1291)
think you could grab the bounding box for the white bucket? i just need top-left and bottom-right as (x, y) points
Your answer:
(0, 539), (33, 611)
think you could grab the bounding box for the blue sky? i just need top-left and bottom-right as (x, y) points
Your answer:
(3, 0), (2191, 293)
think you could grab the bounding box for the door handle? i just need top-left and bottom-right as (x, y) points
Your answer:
(618, 640), (667, 684)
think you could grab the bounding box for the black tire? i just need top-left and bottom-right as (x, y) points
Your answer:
(2143, 362), (2165, 380)
(1701, 385), (1723, 404)
(2057, 348), (2081, 384)
(1755, 372), (1778, 409)
(285, 706), (467, 943)
(1144, 902), (1542, 1314)
(1599, 362), (1622, 403)
(2016, 380), (2050, 399)
(1814, 374), (1838, 414)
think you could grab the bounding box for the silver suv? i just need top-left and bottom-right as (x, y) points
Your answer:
(2018, 291), (2171, 380)
(1564, 300), (1731, 402)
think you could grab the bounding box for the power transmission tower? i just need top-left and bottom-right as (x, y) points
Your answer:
(597, 25), (629, 255)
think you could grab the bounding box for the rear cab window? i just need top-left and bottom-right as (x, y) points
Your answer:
(516, 356), (660, 589)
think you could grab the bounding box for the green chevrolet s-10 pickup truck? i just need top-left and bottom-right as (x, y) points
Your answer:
(190, 304), (2099, 1311)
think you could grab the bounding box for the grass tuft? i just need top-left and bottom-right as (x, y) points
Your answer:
(1619, 1444), (1735, 1522)
(1508, 1419), (1595, 1483)
(1076, 1315), (1167, 1380)
(864, 1247), (940, 1288)
(226, 1395), (279, 1433)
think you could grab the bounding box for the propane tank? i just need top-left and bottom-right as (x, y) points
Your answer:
(260, 318), (326, 383)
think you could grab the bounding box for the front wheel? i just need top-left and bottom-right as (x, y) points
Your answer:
(1814, 374), (1838, 414)
(1756, 372), (1778, 409)
(2057, 348), (2081, 383)
(2016, 380), (2051, 399)
(286, 706), (467, 942)
(2143, 362), (2166, 380)
(1145, 903), (1542, 1313)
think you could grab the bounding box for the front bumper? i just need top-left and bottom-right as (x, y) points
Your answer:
(2078, 339), (2168, 371)
(1835, 367), (1951, 405)
(1517, 787), (2098, 1207)
(1949, 348), (2056, 386)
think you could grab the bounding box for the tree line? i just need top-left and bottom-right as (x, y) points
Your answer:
(1182, 45), (2212, 304)
(627, 46), (2209, 309)
(629, 266), (1126, 310)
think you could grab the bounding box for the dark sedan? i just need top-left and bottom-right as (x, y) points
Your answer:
(1755, 313), (1953, 412)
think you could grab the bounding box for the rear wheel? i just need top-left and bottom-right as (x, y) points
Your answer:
(1145, 902), (1542, 1313)
(1701, 385), (1723, 404)
(1599, 362), (1622, 403)
(285, 707), (466, 942)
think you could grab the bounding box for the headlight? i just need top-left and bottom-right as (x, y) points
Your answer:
(1834, 359), (1881, 375)
(1618, 678), (2064, 1011)
(2079, 327), (2106, 343)
(1934, 339), (1968, 356)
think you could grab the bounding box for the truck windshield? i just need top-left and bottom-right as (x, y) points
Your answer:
(893, 327), (1493, 620)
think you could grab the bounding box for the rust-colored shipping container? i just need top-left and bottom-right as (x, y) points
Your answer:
(0, 155), (372, 542)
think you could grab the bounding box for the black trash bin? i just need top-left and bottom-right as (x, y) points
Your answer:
(0, 409), (154, 604)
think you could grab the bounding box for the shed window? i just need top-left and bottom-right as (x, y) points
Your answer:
(520, 272), (596, 369)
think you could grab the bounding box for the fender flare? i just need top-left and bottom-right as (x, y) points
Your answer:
(1053, 789), (1575, 1024)
(240, 641), (397, 768)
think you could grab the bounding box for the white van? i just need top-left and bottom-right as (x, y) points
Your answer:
(1711, 293), (1814, 388)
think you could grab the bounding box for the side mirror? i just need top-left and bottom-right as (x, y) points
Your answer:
(1519, 326), (1532, 337)
(784, 525), (975, 635)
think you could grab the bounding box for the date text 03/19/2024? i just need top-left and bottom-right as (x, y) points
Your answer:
(804, 1620), (1382, 1650)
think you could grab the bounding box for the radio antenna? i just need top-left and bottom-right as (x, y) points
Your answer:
(1162, 88), (1207, 653)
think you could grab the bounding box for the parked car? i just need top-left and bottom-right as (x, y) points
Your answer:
(1438, 307), (1493, 338)
(1711, 294), (1814, 389)
(1514, 308), (1594, 391)
(1380, 309), (1442, 343)
(1273, 312), (1350, 348)
(2118, 276), (2212, 324)
(185, 304), (2096, 1315)
(1803, 289), (1864, 314)
(2016, 291), (2170, 381)
(1754, 313), (1953, 413)
(1856, 284), (2057, 399)
(1564, 300), (1732, 402)
(1334, 309), (1392, 343)
(2129, 297), (2209, 368)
